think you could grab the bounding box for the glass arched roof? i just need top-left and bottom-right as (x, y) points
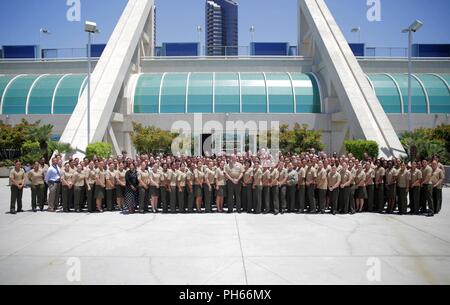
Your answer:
(0, 74), (87, 115)
(366, 73), (450, 114)
(0, 73), (448, 115)
(133, 72), (322, 114)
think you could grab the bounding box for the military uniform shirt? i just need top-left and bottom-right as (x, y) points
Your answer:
(28, 169), (44, 186)
(316, 168), (328, 190)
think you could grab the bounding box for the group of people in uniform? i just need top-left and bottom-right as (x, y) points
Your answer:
(8, 150), (445, 217)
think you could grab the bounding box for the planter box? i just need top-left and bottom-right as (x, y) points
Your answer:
(0, 167), (13, 178)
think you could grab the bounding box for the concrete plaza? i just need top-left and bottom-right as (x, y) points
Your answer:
(0, 178), (449, 285)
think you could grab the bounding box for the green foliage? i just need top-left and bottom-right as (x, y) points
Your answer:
(432, 124), (450, 153)
(132, 123), (176, 155)
(0, 160), (15, 168)
(48, 141), (73, 155)
(21, 141), (42, 165)
(278, 124), (324, 154)
(86, 142), (113, 160)
(400, 126), (449, 164)
(344, 140), (379, 160)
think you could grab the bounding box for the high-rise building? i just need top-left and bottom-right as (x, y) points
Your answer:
(205, 0), (238, 56)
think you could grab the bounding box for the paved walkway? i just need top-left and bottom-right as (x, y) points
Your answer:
(0, 178), (449, 285)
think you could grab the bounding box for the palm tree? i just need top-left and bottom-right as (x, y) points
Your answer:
(27, 121), (54, 163)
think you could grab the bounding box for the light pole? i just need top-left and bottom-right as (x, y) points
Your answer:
(402, 20), (423, 132)
(197, 26), (203, 56)
(351, 27), (361, 43)
(85, 21), (99, 146)
(249, 25), (256, 43)
(39, 28), (51, 59)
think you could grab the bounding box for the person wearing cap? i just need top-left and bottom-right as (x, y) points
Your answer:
(72, 164), (87, 212)
(338, 163), (352, 214)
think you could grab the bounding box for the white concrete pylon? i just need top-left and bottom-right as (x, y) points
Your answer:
(298, 0), (406, 158)
(60, 0), (155, 154)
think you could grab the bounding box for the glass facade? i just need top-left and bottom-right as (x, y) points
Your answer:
(205, 0), (238, 56)
(214, 73), (240, 113)
(160, 73), (188, 113)
(28, 75), (63, 114)
(1, 73), (448, 115)
(367, 73), (450, 114)
(2, 75), (40, 114)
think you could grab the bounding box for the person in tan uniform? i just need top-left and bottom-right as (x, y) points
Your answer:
(270, 164), (280, 215)
(224, 155), (244, 213)
(72, 164), (87, 212)
(61, 163), (74, 212)
(354, 164), (367, 213)
(431, 160), (444, 214)
(396, 163), (410, 215)
(160, 163), (169, 213)
(115, 162), (127, 211)
(327, 165), (341, 215)
(242, 160), (254, 213)
(385, 161), (398, 214)
(105, 163), (116, 211)
(316, 161), (328, 214)
(278, 162), (288, 213)
(338, 163), (352, 214)
(252, 161), (263, 214)
(28, 162), (45, 212)
(409, 162), (422, 215)
(193, 162), (205, 213)
(297, 161), (307, 213)
(286, 162), (299, 213)
(374, 160), (386, 213)
(262, 165), (272, 214)
(85, 162), (97, 212)
(149, 163), (162, 213)
(215, 161), (226, 213)
(305, 160), (317, 213)
(137, 161), (150, 214)
(364, 162), (376, 212)
(186, 164), (195, 213)
(421, 160), (434, 217)
(95, 161), (107, 213)
(203, 161), (216, 213)
(176, 163), (187, 213)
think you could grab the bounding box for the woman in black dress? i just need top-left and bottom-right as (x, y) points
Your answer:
(124, 162), (139, 214)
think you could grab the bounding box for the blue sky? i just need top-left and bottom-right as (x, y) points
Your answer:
(0, 0), (449, 49)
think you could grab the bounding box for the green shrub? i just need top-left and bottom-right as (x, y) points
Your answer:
(344, 140), (379, 160)
(278, 124), (324, 154)
(86, 142), (112, 160)
(400, 127), (449, 164)
(132, 123), (176, 155)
